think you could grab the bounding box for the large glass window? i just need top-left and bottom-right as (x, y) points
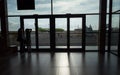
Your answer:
(7, 0), (99, 15)
(107, 0), (110, 13)
(7, 0), (51, 15)
(24, 19), (36, 49)
(8, 17), (20, 46)
(112, 0), (120, 12)
(86, 15), (99, 50)
(53, 0), (99, 14)
(7, 0), (117, 52)
(110, 0), (120, 55)
(111, 14), (119, 54)
(55, 18), (67, 49)
(70, 18), (82, 48)
(38, 19), (50, 48)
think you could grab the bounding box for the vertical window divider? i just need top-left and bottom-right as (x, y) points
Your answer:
(35, 16), (39, 50)
(67, 15), (70, 51)
(50, 16), (55, 51)
(82, 15), (86, 52)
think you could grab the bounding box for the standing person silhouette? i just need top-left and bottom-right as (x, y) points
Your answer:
(25, 29), (32, 52)
(17, 28), (25, 53)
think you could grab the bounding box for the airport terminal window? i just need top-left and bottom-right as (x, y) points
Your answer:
(7, 0), (51, 15)
(24, 19), (36, 49)
(55, 18), (67, 49)
(53, 0), (99, 14)
(111, 14), (119, 54)
(70, 18), (82, 49)
(112, 0), (120, 12)
(6, 0), (120, 52)
(107, 0), (110, 13)
(110, 0), (120, 55)
(8, 17), (20, 46)
(6, 0), (100, 51)
(86, 15), (99, 50)
(38, 19), (50, 48)
(7, 0), (99, 15)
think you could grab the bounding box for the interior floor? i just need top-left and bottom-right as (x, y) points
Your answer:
(0, 52), (120, 75)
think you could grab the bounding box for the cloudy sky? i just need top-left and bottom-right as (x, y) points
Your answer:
(7, 0), (100, 15)
(6, 0), (120, 31)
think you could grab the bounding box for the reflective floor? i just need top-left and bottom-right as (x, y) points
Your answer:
(0, 52), (120, 75)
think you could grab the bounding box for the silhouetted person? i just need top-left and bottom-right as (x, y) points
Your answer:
(25, 29), (32, 52)
(17, 28), (25, 53)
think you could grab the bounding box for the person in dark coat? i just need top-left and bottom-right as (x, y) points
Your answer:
(17, 28), (25, 53)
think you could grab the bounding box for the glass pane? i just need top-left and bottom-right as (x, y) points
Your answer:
(38, 19), (50, 48)
(8, 17), (20, 47)
(70, 18), (82, 48)
(112, 0), (120, 12)
(86, 15), (99, 50)
(111, 14), (119, 54)
(53, 0), (99, 14)
(55, 18), (67, 48)
(24, 19), (35, 49)
(7, 0), (51, 15)
(7, 0), (100, 15)
(107, 0), (109, 13)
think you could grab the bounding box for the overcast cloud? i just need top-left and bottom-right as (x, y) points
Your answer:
(7, 0), (100, 15)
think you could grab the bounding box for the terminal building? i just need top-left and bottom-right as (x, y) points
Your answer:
(0, 0), (120, 75)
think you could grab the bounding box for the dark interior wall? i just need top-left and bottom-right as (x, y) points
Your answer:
(0, 0), (9, 52)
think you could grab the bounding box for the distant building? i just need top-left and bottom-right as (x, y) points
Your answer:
(86, 25), (93, 32)
(74, 29), (82, 32)
(74, 25), (93, 32)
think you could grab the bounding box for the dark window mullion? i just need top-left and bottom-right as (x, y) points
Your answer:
(50, 16), (55, 51)
(82, 15), (86, 52)
(35, 17), (39, 50)
(67, 16), (70, 50)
